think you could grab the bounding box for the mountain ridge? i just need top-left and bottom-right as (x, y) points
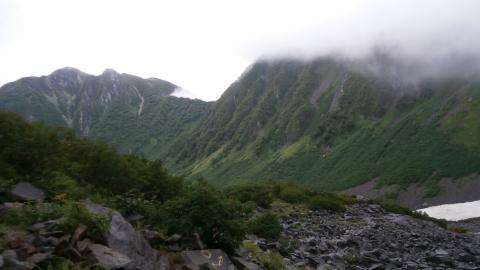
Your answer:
(1, 58), (479, 206)
(0, 67), (211, 155)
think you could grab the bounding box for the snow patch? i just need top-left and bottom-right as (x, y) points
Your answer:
(417, 200), (480, 221)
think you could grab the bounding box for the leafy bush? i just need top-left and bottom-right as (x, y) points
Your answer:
(248, 213), (282, 239)
(38, 173), (88, 200)
(107, 191), (159, 223)
(0, 112), (185, 201)
(161, 181), (246, 251)
(308, 195), (346, 212)
(3, 203), (64, 227)
(274, 184), (309, 204)
(449, 227), (468, 234)
(243, 240), (286, 270)
(225, 184), (273, 208)
(0, 178), (15, 203)
(62, 203), (111, 241)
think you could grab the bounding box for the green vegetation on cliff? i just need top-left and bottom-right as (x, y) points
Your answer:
(1, 60), (480, 195)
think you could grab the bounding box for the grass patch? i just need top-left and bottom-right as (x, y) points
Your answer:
(242, 240), (287, 270)
(373, 199), (448, 228)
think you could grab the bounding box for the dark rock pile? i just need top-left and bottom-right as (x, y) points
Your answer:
(2, 182), (480, 270)
(252, 202), (480, 269)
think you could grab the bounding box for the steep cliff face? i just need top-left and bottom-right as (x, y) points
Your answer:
(162, 58), (480, 196)
(0, 67), (210, 155)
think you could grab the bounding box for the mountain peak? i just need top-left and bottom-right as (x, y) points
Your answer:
(102, 68), (119, 75)
(50, 67), (85, 76)
(101, 68), (120, 81)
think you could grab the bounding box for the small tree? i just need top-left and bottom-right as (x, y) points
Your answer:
(161, 181), (245, 251)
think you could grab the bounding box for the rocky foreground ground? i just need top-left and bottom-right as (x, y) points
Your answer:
(1, 182), (480, 270)
(246, 201), (480, 269)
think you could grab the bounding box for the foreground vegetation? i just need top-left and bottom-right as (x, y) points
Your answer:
(0, 111), (450, 269)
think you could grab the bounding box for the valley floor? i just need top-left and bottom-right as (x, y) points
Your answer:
(249, 201), (480, 270)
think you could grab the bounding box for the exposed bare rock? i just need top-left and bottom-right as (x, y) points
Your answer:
(181, 249), (236, 270)
(11, 182), (45, 202)
(1, 250), (34, 270)
(88, 244), (131, 269)
(84, 201), (169, 270)
(252, 202), (480, 269)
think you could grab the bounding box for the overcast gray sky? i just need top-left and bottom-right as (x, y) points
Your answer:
(0, 0), (479, 100)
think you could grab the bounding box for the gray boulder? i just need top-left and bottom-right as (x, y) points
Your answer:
(230, 256), (260, 270)
(1, 250), (34, 270)
(84, 201), (169, 270)
(11, 182), (45, 202)
(181, 249), (236, 270)
(88, 244), (132, 269)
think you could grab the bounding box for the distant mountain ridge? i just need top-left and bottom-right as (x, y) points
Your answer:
(159, 58), (480, 205)
(1, 59), (480, 205)
(0, 67), (210, 155)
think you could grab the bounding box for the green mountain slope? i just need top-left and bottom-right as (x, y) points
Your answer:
(162, 59), (480, 193)
(0, 67), (211, 156)
(1, 59), (479, 197)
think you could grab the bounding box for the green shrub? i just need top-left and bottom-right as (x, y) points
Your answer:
(242, 241), (286, 270)
(274, 184), (308, 204)
(3, 203), (64, 227)
(62, 203), (111, 241)
(308, 195), (346, 212)
(225, 185), (273, 208)
(373, 199), (411, 215)
(449, 227), (468, 234)
(0, 178), (15, 203)
(248, 213), (282, 239)
(38, 173), (88, 200)
(261, 251), (286, 270)
(161, 181), (245, 252)
(107, 191), (159, 223)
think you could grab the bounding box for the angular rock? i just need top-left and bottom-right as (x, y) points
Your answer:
(166, 233), (182, 243)
(141, 229), (163, 242)
(11, 182), (45, 202)
(77, 238), (93, 253)
(1, 250), (34, 270)
(26, 252), (51, 264)
(317, 264), (335, 270)
(126, 213), (144, 223)
(88, 244), (131, 269)
(368, 264), (384, 270)
(181, 249), (236, 270)
(2, 202), (24, 212)
(458, 252), (476, 262)
(28, 219), (60, 232)
(4, 230), (35, 249)
(85, 201), (169, 270)
(230, 256), (260, 270)
(71, 223), (88, 244)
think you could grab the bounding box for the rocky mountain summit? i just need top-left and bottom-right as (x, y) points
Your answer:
(1, 182), (480, 270)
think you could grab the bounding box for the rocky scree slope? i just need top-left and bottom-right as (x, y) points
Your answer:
(2, 182), (480, 270)
(249, 200), (480, 269)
